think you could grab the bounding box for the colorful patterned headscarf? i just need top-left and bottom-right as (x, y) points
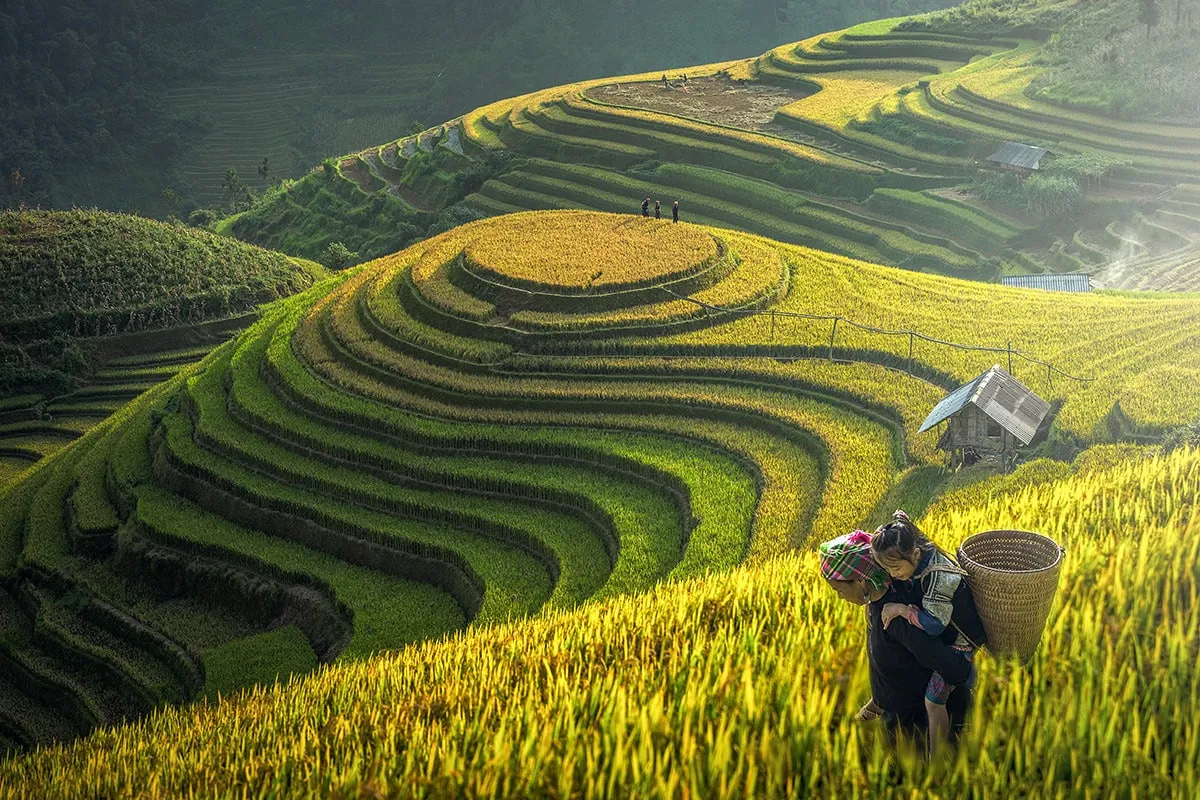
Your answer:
(819, 530), (890, 592)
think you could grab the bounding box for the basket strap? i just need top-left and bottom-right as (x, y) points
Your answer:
(915, 562), (968, 579)
(951, 620), (983, 653)
(920, 560), (981, 651)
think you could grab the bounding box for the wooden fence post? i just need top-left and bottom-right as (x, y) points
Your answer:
(829, 318), (839, 362)
(1007, 342), (1013, 373)
(907, 332), (914, 375)
(1047, 363), (1053, 390)
(770, 311), (775, 341)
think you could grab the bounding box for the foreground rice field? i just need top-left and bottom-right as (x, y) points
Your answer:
(2, 442), (1195, 797)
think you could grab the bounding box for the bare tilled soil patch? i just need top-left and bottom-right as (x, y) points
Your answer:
(339, 157), (381, 194)
(585, 77), (813, 131)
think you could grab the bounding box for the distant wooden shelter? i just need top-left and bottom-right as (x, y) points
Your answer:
(918, 365), (1050, 469)
(1000, 274), (1092, 293)
(985, 142), (1051, 177)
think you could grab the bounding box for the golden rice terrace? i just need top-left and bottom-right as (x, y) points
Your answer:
(0, 208), (1198, 795)
(2, 211), (1200, 766)
(460, 215), (718, 292)
(234, 5), (1200, 294)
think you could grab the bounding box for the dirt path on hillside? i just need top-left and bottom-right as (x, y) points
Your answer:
(585, 77), (812, 131)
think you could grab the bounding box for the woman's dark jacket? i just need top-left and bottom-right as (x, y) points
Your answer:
(866, 576), (980, 733)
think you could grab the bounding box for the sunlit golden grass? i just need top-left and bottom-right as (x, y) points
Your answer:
(777, 69), (928, 128)
(3, 443), (1196, 797)
(462, 211), (717, 292)
(656, 242), (1200, 438)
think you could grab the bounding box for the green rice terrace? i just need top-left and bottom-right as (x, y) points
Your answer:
(0, 211), (325, 491)
(1, 209), (1199, 782)
(227, 1), (1200, 294)
(0, 206), (1195, 796)
(3, 1), (1200, 795)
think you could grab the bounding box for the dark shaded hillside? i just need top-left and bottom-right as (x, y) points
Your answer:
(0, 210), (322, 393)
(0, 0), (958, 216)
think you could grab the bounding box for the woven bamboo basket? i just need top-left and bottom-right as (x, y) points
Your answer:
(956, 529), (1064, 664)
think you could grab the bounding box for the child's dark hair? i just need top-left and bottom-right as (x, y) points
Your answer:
(870, 509), (930, 560)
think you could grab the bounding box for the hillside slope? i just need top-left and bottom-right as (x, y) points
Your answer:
(0, 210), (1197, 764)
(0, 210), (324, 490)
(226, 0), (1200, 293)
(0, 211), (317, 344)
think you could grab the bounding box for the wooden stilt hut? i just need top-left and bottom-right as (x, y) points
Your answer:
(918, 365), (1050, 471)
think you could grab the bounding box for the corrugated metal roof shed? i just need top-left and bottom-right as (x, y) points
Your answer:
(918, 365), (1051, 445)
(986, 142), (1050, 171)
(917, 370), (991, 435)
(1001, 274), (1092, 292)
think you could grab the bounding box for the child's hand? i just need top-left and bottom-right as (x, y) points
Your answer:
(881, 602), (915, 629)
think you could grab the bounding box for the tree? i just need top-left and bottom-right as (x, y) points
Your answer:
(1047, 152), (1131, 191)
(325, 241), (359, 269)
(1139, 0), (1160, 38)
(10, 169), (25, 210)
(1023, 173), (1083, 219)
(188, 208), (217, 228)
(221, 168), (253, 212)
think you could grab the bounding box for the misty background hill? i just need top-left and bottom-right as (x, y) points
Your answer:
(0, 0), (958, 216)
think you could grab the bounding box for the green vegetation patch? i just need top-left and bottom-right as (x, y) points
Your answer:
(202, 625), (317, 701)
(0, 211), (315, 342)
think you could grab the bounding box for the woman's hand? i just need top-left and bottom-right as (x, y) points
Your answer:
(881, 602), (916, 629)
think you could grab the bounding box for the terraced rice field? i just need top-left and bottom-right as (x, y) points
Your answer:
(166, 52), (440, 204)
(0, 348), (222, 493)
(419, 18), (1192, 290)
(2, 210), (1199, 795)
(226, 10), (1200, 290)
(3, 210), (1200, 761)
(454, 31), (1014, 277)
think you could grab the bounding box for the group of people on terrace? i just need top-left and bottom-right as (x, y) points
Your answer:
(641, 196), (679, 223)
(819, 510), (986, 757)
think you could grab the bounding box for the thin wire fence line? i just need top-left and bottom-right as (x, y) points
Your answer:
(659, 288), (1096, 384)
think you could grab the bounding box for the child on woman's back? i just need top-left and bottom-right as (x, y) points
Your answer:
(870, 510), (983, 755)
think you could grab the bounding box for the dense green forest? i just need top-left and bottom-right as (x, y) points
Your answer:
(0, 0), (957, 216)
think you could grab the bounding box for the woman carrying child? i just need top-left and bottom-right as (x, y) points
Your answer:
(818, 528), (977, 752)
(870, 510), (988, 756)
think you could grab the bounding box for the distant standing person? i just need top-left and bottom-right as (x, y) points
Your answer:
(642, 197), (650, 217)
(655, 200), (661, 219)
(672, 200), (679, 223)
(662, 73), (668, 88)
